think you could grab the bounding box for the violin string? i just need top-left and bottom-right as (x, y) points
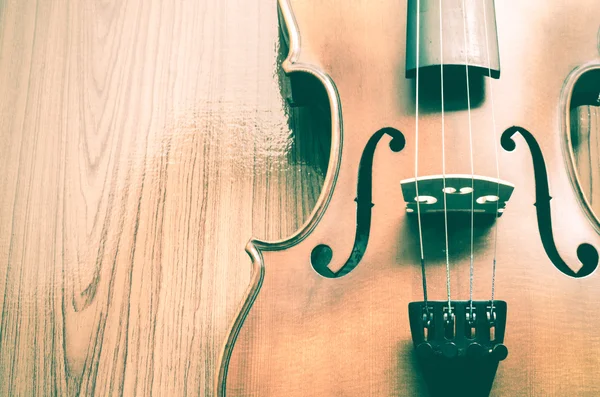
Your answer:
(414, 0), (429, 307)
(482, 0), (501, 313)
(461, 0), (476, 314)
(439, 0), (452, 313)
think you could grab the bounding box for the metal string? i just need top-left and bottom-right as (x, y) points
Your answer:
(482, 0), (501, 313)
(414, 0), (429, 307)
(439, 0), (452, 313)
(461, 0), (476, 313)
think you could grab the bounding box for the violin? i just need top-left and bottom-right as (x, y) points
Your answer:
(217, 0), (600, 395)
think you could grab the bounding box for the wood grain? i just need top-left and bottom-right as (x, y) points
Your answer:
(0, 1), (325, 395)
(0, 0), (598, 396)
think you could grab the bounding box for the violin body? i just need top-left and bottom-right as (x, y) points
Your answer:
(217, 1), (600, 395)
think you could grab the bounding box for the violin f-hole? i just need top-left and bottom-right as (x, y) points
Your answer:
(310, 127), (406, 278)
(501, 126), (599, 277)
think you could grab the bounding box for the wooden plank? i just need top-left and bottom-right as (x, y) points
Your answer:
(0, 1), (325, 395)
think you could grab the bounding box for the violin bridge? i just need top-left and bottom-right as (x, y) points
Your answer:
(400, 174), (515, 216)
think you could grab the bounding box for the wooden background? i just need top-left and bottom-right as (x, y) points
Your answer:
(0, 0), (326, 395)
(0, 0), (596, 396)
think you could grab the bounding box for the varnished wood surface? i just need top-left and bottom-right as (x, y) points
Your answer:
(221, 1), (600, 396)
(0, 0), (598, 396)
(0, 1), (325, 395)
